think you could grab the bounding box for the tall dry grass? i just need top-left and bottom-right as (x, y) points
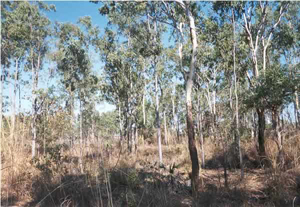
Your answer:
(1, 120), (300, 206)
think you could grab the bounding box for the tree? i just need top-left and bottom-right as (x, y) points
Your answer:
(54, 17), (99, 172)
(1, 1), (55, 158)
(212, 1), (245, 179)
(96, 24), (146, 152)
(158, 0), (201, 194)
(242, 1), (290, 156)
(0, 1), (13, 144)
(2, 1), (30, 143)
(244, 67), (298, 151)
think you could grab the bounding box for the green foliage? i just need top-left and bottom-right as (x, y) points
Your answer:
(243, 67), (298, 110)
(95, 110), (119, 138)
(33, 144), (65, 176)
(110, 168), (140, 190)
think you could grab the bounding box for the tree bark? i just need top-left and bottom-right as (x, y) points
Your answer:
(31, 51), (40, 158)
(272, 108), (282, 150)
(118, 99), (123, 140)
(164, 110), (168, 145)
(172, 85), (180, 142)
(186, 80), (199, 195)
(251, 110), (256, 141)
(212, 68), (217, 143)
(142, 91), (146, 144)
(295, 90), (300, 129)
(0, 66), (3, 145)
(142, 90), (146, 127)
(197, 95), (205, 168)
(79, 99), (84, 173)
(232, 8), (244, 179)
(12, 58), (19, 144)
(155, 71), (163, 164)
(257, 108), (266, 156)
(135, 127), (138, 152)
(184, 1), (200, 195)
(132, 124), (136, 153)
(150, 14), (163, 165)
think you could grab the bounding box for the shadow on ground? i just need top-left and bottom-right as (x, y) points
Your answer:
(15, 163), (299, 207)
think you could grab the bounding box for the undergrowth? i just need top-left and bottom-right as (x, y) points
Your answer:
(1, 130), (300, 207)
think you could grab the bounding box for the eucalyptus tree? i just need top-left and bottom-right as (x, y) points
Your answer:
(193, 15), (231, 180)
(0, 2), (14, 186)
(265, 3), (300, 147)
(146, 8), (165, 165)
(1, 1), (55, 158)
(0, 1), (13, 143)
(54, 17), (99, 171)
(97, 2), (168, 161)
(54, 17), (99, 118)
(155, 0), (203, 194)
(272, 3), (300, 129)
(1, 1), (32, 143)
(96, 25), (147, 152)
(241, 1), (291, 156)
(211, 1), (246, 179)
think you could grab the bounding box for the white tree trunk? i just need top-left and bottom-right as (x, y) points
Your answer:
(197, 95), (205, 168)
(175, 0), (200, 194)
(79, 99), (84, 173)
(232, 8), (244, 179)
(164, 110), (168, 145)
(142, 91), (146, 126)
(31, 52), (40, 158)
(12, 58), (19, 144)
(155, 72), (163, 164)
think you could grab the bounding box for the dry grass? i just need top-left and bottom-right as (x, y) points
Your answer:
(1, 129), (300, 207)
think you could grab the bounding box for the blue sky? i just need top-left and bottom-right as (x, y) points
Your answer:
(3, 1), (116, 115)
(46, 1), (107, 26)
(46, 1), (116, 113)
(4, 1), (296, 121)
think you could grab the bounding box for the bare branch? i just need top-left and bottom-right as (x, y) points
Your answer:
(265, 2), (289, 49)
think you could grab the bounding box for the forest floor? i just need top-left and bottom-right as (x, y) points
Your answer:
(2, 134), (300, 207)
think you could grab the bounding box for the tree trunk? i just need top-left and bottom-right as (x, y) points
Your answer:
(232, 8), (244, 179)
(143, 90), (146, 127)
(18, 79), (21, 115)
(186, 80), (199, 195)
(295, 90), (300, 129)
(172, 95), (176, 142)
(272, 108), (282, 151)
(149, 15), (163, 165)
(118, 100), (123, 140)
(0, 66), (3, 144)
(31, 53), (40, 158)
(11, 58), (19, 144)
(229, 80), (233, 110)
(79, 99), (84, 173)
(155, 71), (163, 165)
(135, 127), (138, 151)
(132, 124), (136, 153)
(212, 68), (217, 143)
(0, 64), (3, 195)
(176, 22), (183, 143)
(251, 110), (256, 141)
(127, 118), (132, 153)
(257, 108), (266, 156)
(197, 95), (205, 168)
(164, 110), (168, 145)
(142, 92), (146, 144)
(185, 4), (200, 195)
(172, 87), (179, 142)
